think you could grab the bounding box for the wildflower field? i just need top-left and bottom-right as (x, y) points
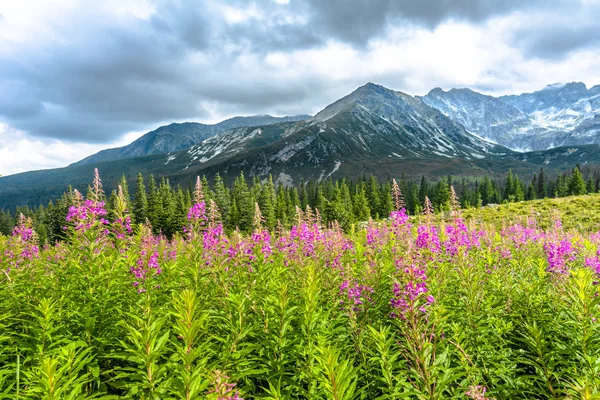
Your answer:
(2, 172), (600, 399)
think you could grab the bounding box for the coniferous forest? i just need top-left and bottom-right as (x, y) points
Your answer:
(0, 164), (596, 243)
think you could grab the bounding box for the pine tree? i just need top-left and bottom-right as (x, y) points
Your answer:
(328, 182), (354, 230)
(434, 179), (450, 211)
(133, 173), (148, 224)
(569, 165), (586, 196)
(537, 168), (548, 198)
(314, 184), (327, 218)
(504, 170), (515, 202)
(147, 175), (160, 230)
(158, 178), (175, 236)
(201, 176), (212, 202)
(379, 182), (393, 218)
(586, 177), (594, 194)
(213, 174), (231, 226)
(275, 187), (288, 226)
(232, 172), (254, 232)
(556, 174), (568, 197)
(418, 176), (429, 205)
(366, 175), (381, 218)
(289, 187), (300, 222)
(353, 185), (371, 222)
(0, 209), (13, 235)
(300, 179), (309, 210)
(172, 188), (188, 234)
(527, 182), (537, 201)
(258, 176), (276, 230)
(406, 183), (419, 215)
(513, 176), (525, 202)
(480, 176), (495, 205)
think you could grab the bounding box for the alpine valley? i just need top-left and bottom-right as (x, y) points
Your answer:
(3, 81), (600, 209)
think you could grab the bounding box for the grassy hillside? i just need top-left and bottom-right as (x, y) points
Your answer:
(459, 193), (600, 231)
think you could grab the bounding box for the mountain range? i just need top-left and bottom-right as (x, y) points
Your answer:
(423, 82), (600, 151)
(2, 81), (600, 209)
(73, 114), (311, 166)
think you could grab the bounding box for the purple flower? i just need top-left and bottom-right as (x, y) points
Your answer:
(416, 224), (441, 253)
(188, 202), (208, 222)
(390, 259), (433, 320)
(65, 191), (108, 233)
(390, 209), (409, 227)
(339, 279), (374, 313)
(4, 215), (39, 268)
(443, 218), (482, 256)
(544, 238), (575, 275)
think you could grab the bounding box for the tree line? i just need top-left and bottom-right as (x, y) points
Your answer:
(0, 164), (595, 242)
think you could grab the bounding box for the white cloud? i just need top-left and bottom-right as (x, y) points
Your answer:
(0, 123), (144, 175)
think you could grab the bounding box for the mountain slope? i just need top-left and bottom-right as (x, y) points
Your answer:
(161, 83), (511, 185)
(74, 114), (311, 166)
(424, 83), (600, 151)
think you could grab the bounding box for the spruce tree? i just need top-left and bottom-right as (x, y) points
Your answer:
(366, 176), (381, 218)
(504, 170), (515, 202)
(133, 173), (148, 224)
(480, 176), (495, 205)
(275, 187), (288, 226)
(232, 172), (254, 232)
(379, 182), (393, 218)
(258, 177), (276, 229)
(434, 179), (450, 211)
(300, 179), (309, 210)
(587, 177), (594, 194)
(527, 182), (537, 201)
(353, 185), (371, 222)
(569, 165), (586, 196)
(147, 175), (160, 229)
(537, 168), (547, 198)
(213, 174), (231, 225)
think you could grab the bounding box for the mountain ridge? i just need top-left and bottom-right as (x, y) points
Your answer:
(423, 81), (600, 151)
(73, 114), (311, 166)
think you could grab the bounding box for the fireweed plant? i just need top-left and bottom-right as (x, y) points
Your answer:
(1, 171), (600, 398)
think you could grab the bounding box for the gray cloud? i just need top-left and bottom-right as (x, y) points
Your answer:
(0, 0), (597, 145)
(300, 0), (569, 45)
(506, 1), (600, 60)
(515, 25), (600, 60)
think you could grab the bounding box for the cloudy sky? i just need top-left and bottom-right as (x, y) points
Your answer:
(1, 0), (600, 175)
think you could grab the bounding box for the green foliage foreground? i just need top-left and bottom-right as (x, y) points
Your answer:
(2, 175), (600, 398)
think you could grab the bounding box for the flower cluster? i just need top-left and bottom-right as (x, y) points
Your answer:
(390, 208), (409, 227)
(585, 252), (600, 279)
(444, 218), (482, 256)
(502, 221), (541, 249)
(3, 215), (39, 269)
(130, 228), (162, 291)
(416, 225), (441, 253)
(112, 216), (133, 240)
(390, 259), (434, 320)
(66, 192), (109, 233)
(543, 238), (575, 275)
(339, 279), (374, 313)
(188, 202), (208, 223)
(185, 202), (209, 240)
(250, 229), (272, 258)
